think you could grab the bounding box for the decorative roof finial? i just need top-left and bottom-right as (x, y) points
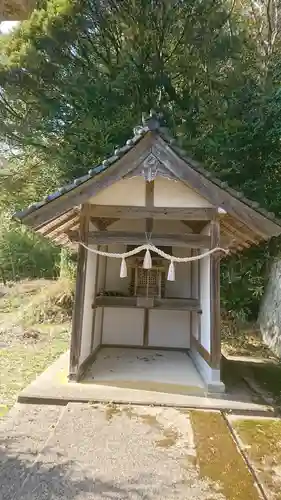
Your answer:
(142, 109), (161, 131)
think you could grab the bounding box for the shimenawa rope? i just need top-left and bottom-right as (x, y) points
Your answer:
(78, 241), (229, 281)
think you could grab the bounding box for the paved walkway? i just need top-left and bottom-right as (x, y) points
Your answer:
(0, 403), (231, 500)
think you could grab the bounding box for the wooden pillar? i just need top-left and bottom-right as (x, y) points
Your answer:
(190, 248), (200, 343)
(90, 247), (100, 351)
(91, 245), (107, 349)
(69, 205), (89, 380)
(210, 218), (221, 368)
(143, 184), (154, 346)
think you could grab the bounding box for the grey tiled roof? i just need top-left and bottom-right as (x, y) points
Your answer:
(14, 122), (151, 220)
(13, 110), (281, 229)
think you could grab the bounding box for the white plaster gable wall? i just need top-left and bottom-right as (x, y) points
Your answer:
(80, 246), (98, 364)
(89, 177), (146, 206)
(88, 172), (213, 209)
(154, 177), (213, 208)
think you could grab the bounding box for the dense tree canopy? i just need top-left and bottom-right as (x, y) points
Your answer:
(1, 0), (281, 316)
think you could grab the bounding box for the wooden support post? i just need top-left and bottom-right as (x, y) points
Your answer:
(189, 248), (194, 341)
(143, 209), (154, 346)
(190, 248), (201, 345)
(69, 204), (90, 379)
(210, 218), (221, 368)
(90, 247), (100, 352)
(92, 245), (107, 347)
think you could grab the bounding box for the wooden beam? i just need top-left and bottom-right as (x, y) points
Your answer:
(145, 180), (154, 208)
(69, 204), (90, 379)
(69, 230), (212, 249)
(45, 218), (79, 239)
(36, 209), (78, 234)
(143, 309), (149, 346)
(152, 137), (281, 238)
(90, 217), (119, 230)
(181, 220), (209, 233)
(23, 133), (155, 228)
(191, 335), (211, 365)
(221, 218), (258, 245)
(90, 205), (216, 220)
(210, 219), (221, 369)
(219, 225), (247, 252)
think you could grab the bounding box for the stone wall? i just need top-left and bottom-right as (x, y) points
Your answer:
(258, 259), (281, 357)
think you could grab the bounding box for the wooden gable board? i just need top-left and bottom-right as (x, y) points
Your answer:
(19, 132), (155, 228)
(152, 136), (281, 238)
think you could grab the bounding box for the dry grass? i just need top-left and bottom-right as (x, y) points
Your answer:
(15, 278), (74, 326)
(0, 279), (72, 413)
(190, 410), (260, 500)
(221, 314), (276, 360)
(234, 418), (281, 499)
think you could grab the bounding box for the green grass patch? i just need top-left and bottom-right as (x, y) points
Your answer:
(0, 324), (69, 408)
(190, 410), (260, 500)
(234, 418), (281, 499)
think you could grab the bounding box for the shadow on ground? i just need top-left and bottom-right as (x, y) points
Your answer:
(222, 355), (281, 409)
(0, 439), (183, 500)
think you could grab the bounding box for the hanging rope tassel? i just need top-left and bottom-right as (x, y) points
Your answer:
(167, 260), (175, 281)
(120, 258), (127, 278)
(143, 249), (152, 269)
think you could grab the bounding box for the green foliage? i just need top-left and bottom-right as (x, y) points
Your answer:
(1, 0), (281, 317)
(0, 213), (60, 282)
(221, 245), (271, 321)
(59, 247), (77, 281)
(0, 0), (248, 180)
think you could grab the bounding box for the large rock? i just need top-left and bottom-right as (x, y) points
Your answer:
(259, 259), (281, 357)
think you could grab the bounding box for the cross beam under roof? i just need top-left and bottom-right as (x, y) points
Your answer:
(68, 230), (214, 249)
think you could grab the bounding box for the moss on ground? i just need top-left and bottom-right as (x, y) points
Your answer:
(190, 410), (260, 500)
(234, 418), (281, 499)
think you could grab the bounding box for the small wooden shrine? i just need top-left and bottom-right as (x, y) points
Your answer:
(14, 111), (281, 392)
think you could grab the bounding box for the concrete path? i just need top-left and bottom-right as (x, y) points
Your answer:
(0, 403), (229, 500)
